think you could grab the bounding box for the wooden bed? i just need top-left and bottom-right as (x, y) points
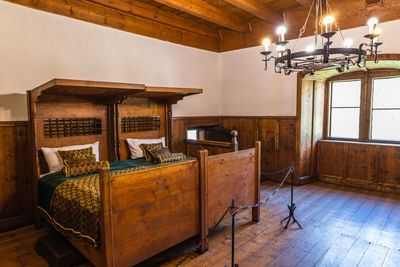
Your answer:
(28, 79), (261, 267)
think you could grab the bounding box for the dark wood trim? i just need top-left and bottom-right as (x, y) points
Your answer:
(252, 141), (261, 222)
(298, 175), (318, 185)
(197, 149), (208, 253)
(185, 139), (232, 148)
(0, 121), (28, 126)
(99, 167), (114, 267)
(173, 115), (297, 120)
(319, 139), (400, 148)
(167, 104), (173, 148)
(319, 174), (400, 195)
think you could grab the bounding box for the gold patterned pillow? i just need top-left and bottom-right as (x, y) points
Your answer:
(63, 159), (109, 178)
(149, 147), (170, 163)
(58, 147), (94, 163)
(150, 148), (186, 164)
(139, 142), (163, 162)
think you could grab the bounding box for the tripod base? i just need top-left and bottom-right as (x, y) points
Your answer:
(281, 203), (302, 229)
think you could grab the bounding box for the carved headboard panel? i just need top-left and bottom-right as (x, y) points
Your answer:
(117, 97), (168, 161)
(33, 100), (110, 174)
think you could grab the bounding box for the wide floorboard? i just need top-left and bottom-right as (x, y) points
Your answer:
(1, 181), (400, 267)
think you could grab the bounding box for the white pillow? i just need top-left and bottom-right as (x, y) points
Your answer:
(41, 141), (100, 173)
(126, 137), (166, 159)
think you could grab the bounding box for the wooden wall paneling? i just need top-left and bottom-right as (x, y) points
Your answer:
(296, 73), (326, 184)
(382, 146), (400, 186)
(238, 118), (258, 150)
(277, 118), (296, 170)
(258, 118), (279, 172)
(171, 118), (187, 153)
(317, 141), (347, 179)
(318, 140), (400, 194)
(296, 78), (314, 183)
(311, 80), (325, 175)
(172, 116), (297, 181)
(0, 122), (32, 232)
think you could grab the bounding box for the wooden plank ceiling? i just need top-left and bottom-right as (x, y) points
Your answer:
(6, 0), (400, 52)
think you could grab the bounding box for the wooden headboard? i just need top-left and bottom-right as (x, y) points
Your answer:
(27, 79), (202, 177)
(33, 98), (111, 174)
(117, 98), (168, 161)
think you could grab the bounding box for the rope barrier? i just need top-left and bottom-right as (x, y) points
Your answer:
(174, 164), (294, 267)
(233, 165), (293, 210)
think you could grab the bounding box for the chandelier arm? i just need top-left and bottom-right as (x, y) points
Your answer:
(277, 48), (364, 61)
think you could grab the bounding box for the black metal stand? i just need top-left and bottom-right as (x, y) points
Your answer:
(280, 164), (302, 229)
(225, 200), (239, 267)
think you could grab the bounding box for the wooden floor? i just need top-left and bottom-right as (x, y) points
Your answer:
(1, 181), (400, 267)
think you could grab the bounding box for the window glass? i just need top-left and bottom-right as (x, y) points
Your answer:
(329, 80), (361, 138)
(371, 77), (400, 140)
(187, 129), (197, 140)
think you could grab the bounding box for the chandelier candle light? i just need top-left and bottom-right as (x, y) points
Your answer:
(261, 0), (383, 75)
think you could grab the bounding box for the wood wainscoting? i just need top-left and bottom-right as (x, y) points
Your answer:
(318, 140), (400, 194)
(0, 121), (32, 232)
(172, 116), (297, 181)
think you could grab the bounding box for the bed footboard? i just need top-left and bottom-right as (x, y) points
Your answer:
(99, 160), (200, 267)
(198, 141), (261, 252)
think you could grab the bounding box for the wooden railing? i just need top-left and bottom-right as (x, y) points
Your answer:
(185, 130), (238, 157)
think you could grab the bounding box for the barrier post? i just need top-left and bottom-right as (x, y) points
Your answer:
(280, 162), (302, 229)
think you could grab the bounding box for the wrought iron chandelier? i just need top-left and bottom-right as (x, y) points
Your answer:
(261, 0), (383, 75)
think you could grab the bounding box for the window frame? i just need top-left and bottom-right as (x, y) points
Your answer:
(324, 69), (400, 144)
(328, 78), (363, 139)
(186, 128), (199, 140)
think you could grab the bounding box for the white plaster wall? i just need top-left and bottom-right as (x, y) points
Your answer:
(1, 0), (400, 121)
(0, 1), (221, 120)
(220, 19), (400, 116)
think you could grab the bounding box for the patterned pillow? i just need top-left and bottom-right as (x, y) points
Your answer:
(149, 147), (170, 163)
(139, 142), (163, 162)
(58, 147), (94, 163)
(63, 159), (109, 178)
(150, 148), (186, 164)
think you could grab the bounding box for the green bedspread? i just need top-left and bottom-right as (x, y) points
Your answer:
(37, 158), (189, 247)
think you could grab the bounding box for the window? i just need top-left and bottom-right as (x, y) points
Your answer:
(329, 80), (361, 139)
(326, 69), (400, 144)
(187, 129), (198, 140)
(371, 77), (400, 141)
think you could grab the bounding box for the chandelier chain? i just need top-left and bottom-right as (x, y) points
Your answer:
(292, 0), (316, 52)
(326, 0), (345, 42)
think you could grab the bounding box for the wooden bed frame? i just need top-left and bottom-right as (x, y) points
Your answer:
(28, 79), (261, 267)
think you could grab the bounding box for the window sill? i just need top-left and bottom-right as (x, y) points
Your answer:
(319, 139), (400, 147)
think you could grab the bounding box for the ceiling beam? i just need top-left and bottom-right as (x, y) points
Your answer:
(152, 0), (248, 32)
(88, 0), (219, 39)
(224, 0), (283, 25)
(5, 0), (219, 51)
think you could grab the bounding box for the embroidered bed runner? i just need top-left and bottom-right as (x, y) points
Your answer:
(38, 158), (190, 247)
